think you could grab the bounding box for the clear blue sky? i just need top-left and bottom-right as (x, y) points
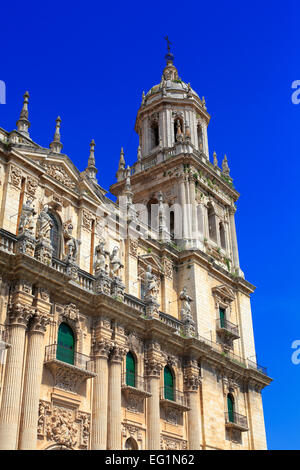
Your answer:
(0, 0), (299, 450)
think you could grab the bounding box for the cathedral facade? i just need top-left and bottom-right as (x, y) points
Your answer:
(0, 51), (271, 450)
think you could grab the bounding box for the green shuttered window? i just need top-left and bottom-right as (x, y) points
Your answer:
(57, 323), (75, 365)
(164, 366), (174, 401)
(126, 352), (136, 387)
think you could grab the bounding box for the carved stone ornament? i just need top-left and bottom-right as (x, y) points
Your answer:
(44, 360), (96, 394)
(26, 176), (38, 197)
(184, 374), (201, 392)
(37, 400), (91, 450)
(129, 238), (139, 257)
(145, 358), (163, 377)
(93, 338), (111, 358)
(29, 311), (50, 333)
(126, 392), (144, 414)
(41, 163), (77, 191)
(110, 344), (128, 363)
(10, 165), (22, 188)
(165, 406), (179, 425)
(8, 302), (35, 327)
(163, 258), (173, 279)
(18, 198), (36, 236)
(160, 435), (187, 450)
(82, 209), (93, 231)
(62, 303), (79, 322)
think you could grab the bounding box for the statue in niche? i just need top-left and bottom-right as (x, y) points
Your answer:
(18, 197), (36, 235)
(36, 204), (52, 241)
(175, 119), (183, 142)
(144, 265), (159, 300)
(63, 220), (80, 263)
(179, 286), (193, 319)
(110, 246), (123, 278)
(94, 240), (109, 275)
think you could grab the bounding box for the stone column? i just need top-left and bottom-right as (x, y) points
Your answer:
(228, 206), (240, 270)
(107, 344), (127, 449)
(189, 176), (197, 242)
(0, 304), (34, 450)
(184, 361), (202, 450)
(91, 339), (111, 450)
(178, 176), (188, 241)
(18, 312), (49, 449)
(146, 359), (162, 450)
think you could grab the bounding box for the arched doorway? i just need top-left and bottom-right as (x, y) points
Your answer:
(125, 437), (138, 450)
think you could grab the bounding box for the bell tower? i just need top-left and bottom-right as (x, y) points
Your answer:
(110, 46), (243, 277)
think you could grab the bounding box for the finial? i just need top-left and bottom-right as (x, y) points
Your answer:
(202, 96), (207, 110)
(116, 147), (126, 182)
(50, 116), (63, 153)
(141, 91), (146, 106)
(137, 145), (141, 162)
(86, 139), (98, 182)
(125, 165), (131, 191)
(213, 151), (218, 167)
(222, 154), (230, 176)
(164, 35), (174, 64)
(16, 91), (30, 136)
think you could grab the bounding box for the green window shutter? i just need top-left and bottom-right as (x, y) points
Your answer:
(126, 352), (136, 387)
(57, 323), (75, 365)
(219, 307), (226, 328)
(164, 366), (174, 401)
(227, 394), (234, 423)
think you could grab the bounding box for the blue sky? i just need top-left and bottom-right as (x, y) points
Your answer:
(0, 0), (299, 450)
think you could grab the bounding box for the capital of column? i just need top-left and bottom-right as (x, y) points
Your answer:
(109, 343), (128, 363)
(29, 311), (50, 334)
(228, 204), (237, 215)
(8, 302), (35, 327)
(93, 338), (112, 358)
(184, 374), (201, 392)
(145, 358), (163, 378)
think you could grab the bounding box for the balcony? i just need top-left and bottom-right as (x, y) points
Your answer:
(121, 372), (152, 399)
(160, 386), (190, 412)
(225, 411), (249, 432)
(44, 344), (96, 394)
(216, 318), (240, 340)
(247, 358), (268, 376)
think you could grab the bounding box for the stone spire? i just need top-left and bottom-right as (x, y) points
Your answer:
(116, 147), (125, 182)
(222, 154), (230, 176)
(50, 116), (63, 153)
(16, 91), (30, 137)
(86, 139), (98, 182)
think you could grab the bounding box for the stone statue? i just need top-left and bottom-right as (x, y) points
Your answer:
(18, 198), (36, 235)
(110, 246), (123, 278)
(36, 204), (52, 241)
(94, 240), (108, 275)
(175, 119), (183, 142)
(144, 265), (159, 300)
(180, 286), (193, 318)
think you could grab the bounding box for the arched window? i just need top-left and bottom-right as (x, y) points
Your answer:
(227, 393), (235, 423)
(150, 122), (159, 149)
(49, 212), (61, 258)
(164, 366), (174, 401)
(170, 210), (175, 239)
(140, 281), (145, 300)
(125, 437), (138, 450)
(57, 323), (75, 365)
(207, 204), (217, 242)
(126, 352), (136, 387)
(219, 307), (226, 328)
(220, 222), (226, 250)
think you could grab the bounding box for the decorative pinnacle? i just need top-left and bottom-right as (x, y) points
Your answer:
(50, 116), (63, 153)
(222, 154), (230, 176)
(16, 91), (30, 136)
(86, 139), (98, 182)
(137, 145), (141, 161)
(119, 147), (125, 169)
(213, 151), (218, 167)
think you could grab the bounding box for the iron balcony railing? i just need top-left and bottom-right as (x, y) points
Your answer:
(121, 372), (148, 392)
(160, 386), (188, 407)
(44, 344), (93, 371)
(216, 318), (239, 338)
(225, 411), (248, 430)
(247, 358), (268, 376)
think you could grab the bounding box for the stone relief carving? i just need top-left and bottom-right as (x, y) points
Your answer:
(41, 163), (76, 191)
(126, 392), (144, 414)
(26, 176), (38, 197)
(165, 406), (179, 425)
(129, 238), (139, 257)
(94, 240), (109, 275)
(10, 165), (22, 188)
(110, 246), (123, 279)
(144, 265), (159, 301)
(38, 401), (90, 450)
(82, 209), (93, 231)
(163, 258), (173, 279)
(63, 220), (80, 263)
(160, 435), (187, 450)
(62, 303), (79, 322)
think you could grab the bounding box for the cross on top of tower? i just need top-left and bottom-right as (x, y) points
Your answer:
(164, 35), (174, 65)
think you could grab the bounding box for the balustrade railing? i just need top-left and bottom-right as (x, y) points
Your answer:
(121, 372), (148, 392)
(0, 229), (16, 254)
(225, 411), (248, 429)
(216, 318), (239, 337)
(160, 386), (188, 407)
(44, 344), (92, 371)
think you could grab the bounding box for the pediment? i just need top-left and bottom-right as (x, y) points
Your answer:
(212, 284), (235, 302)
(138, 254), (163, 273)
